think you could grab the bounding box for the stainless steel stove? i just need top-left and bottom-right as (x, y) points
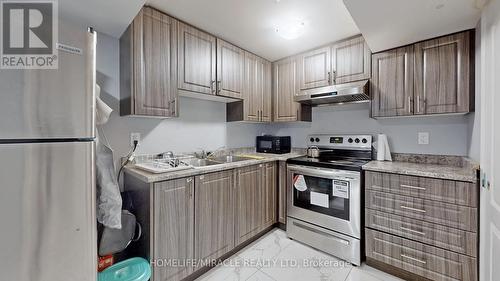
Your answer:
(286, 134), (372, 266)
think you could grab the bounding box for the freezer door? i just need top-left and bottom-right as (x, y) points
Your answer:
(0, 23), (96, 140)
(0, 142), (96, 281)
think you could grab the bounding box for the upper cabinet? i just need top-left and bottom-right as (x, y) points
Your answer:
(273, 58), (312, 122)
(414, 31), (473, 115)
(372, 30), (474, 118)
(177, 22), (217, 96)
(371, 46), (414, 117)
(296, 35), (371, 94)
(227, 52), (272, 122)
(120, 7), (179, 117)
(297, 46), (332, 90)
(332, 36), (371, 84)
(216, 39), (245, 99)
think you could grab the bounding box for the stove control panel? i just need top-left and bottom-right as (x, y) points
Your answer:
(307, 134), (372, 150)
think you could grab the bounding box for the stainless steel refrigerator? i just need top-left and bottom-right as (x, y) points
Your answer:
(0, 26), (97, 281)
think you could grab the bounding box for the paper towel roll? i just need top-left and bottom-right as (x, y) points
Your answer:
(377, 134), (387, 161)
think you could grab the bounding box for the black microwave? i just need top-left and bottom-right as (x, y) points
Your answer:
(256, 136), (291, 154)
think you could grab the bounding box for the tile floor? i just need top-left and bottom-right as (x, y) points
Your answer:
(195, 228), (404, 281)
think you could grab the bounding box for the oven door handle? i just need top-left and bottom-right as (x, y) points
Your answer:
(287, 164), (359, 179)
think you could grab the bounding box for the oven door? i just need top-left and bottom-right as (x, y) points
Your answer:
(287, 164), (361, 239)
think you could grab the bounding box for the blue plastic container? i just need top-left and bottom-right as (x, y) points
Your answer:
(98, 257), (151, 281)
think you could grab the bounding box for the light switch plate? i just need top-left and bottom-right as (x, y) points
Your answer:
(418, 132), (429, 145)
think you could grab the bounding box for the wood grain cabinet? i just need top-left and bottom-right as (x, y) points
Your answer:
(194, 170), (235, 266)
(364, 171), (479, 281)
(371, 46), (414, 117)
(235, 163), (277, 245)
(273, 58), (312, 122)
(216, 39), (244, 99)
(226, 52), (272, 122)
(177, 22), (217, 96)
(120, 7), (179, 117)
(331, 36), (371, 84)
(153, 177), (194, 281)
(371, 30), (474, 118)
(297, 46), (332, 90)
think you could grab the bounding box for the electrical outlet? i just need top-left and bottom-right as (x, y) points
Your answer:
(130, 132), (141, 147)
(418, 132), (429, 145)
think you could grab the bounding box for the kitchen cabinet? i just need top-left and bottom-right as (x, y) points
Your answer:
(235, 162), (277, 245)
(273, 58), (312, 122)
(331, 35), (371, 84)
(216, 39), (245, 99)
(297, 46), (332, 90)
(177, 22), (217, 96)
(414, 31), (473, 115)
(371, 30), (474, 118)
(371, 46), (414, 117)
(194, 170), (235, 265)
(120, 7), (179, 117)
(278, 161), (287, 225)
(226, 52), (272, 122)
(153, 177), (194, 281)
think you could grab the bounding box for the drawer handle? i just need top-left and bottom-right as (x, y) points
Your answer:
(400, 205), (426, 213)
(400, 226), (426, 236)
(401, 184), (426, 191)
(400, 254), (427, 265)
(292, 221), (350, 245)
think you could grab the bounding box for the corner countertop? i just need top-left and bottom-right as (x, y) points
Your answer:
(124, 152), (304, 183)
(362, 160), (479, 183)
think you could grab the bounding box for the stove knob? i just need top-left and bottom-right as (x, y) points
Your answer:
(315, 138), (320, 142)
(355, 138), (360, 143)
(348, 138), (353, 143)
(310, 137), (315, 142)
(362, 138), (368, 144)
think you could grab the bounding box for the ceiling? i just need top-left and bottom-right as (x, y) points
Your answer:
(343, 0), (482, 53)
(146, 0), (360, 61)
(59, 0), (145, 37)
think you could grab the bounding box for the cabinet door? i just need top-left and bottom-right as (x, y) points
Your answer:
(153, 177), (194, 281)
(297, 46), (332, 90)
(332, 36), (371, 84)
(235, 165), (262, 245)
(194, 171), (234, 264)
(414, 31), (472, 114)
(243, 52), (261, 121)
(178, 22), (217, 95)
(278, 161), (287, 224)
(273, 58), (299, 121)
(216, 39), (244, 98)
(371, 46), (414, 117)
(261, 60), (273, 122)
(133, 7), (178, 117)
(262, 162), (277, 229)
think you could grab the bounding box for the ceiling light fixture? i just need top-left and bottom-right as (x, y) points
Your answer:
(275, 20), (305, 40)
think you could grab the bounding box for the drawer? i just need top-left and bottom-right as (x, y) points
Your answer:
(366, 229), (477, 281)
(365, 171), (477, 207)
(366, 209), (477, 257)
(366, 190), (477, 232)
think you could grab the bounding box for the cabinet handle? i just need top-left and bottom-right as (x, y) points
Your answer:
(210, 80), (216, 94)
(400, 205), (426, 213)
(400, 226), (426, 236)
(199, 175), (204, 180)
(416, 96), (420, 113)
(400, 254), (426, 264)
(186, 178), (192, 183)
(217, 81), (222, 94)
(408, 96), (412, 113)
(332, 70), (337, 84)
(400, 184), (426, 191)
(328, 71), (332, 84)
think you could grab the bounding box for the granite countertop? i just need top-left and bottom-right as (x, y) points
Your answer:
(362, 159), (479, 183)
(125, 152), (304, 183)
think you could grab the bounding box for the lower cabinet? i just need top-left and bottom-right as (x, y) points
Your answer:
(153, 178), (194, 281)
(194, 170), (235, 266)
(235, 163), (277, 245)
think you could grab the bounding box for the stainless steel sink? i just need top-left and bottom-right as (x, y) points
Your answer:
(185, 158), (222, 167)
(209, 155), (252, 163)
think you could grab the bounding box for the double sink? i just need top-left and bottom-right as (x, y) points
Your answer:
(185, 155), (252, 167)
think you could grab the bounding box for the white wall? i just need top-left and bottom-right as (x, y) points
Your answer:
(96, 31), (478, 160)
(96, 32), (264, 163)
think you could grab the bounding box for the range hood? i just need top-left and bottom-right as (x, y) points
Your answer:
(294, 80), (369, 106)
